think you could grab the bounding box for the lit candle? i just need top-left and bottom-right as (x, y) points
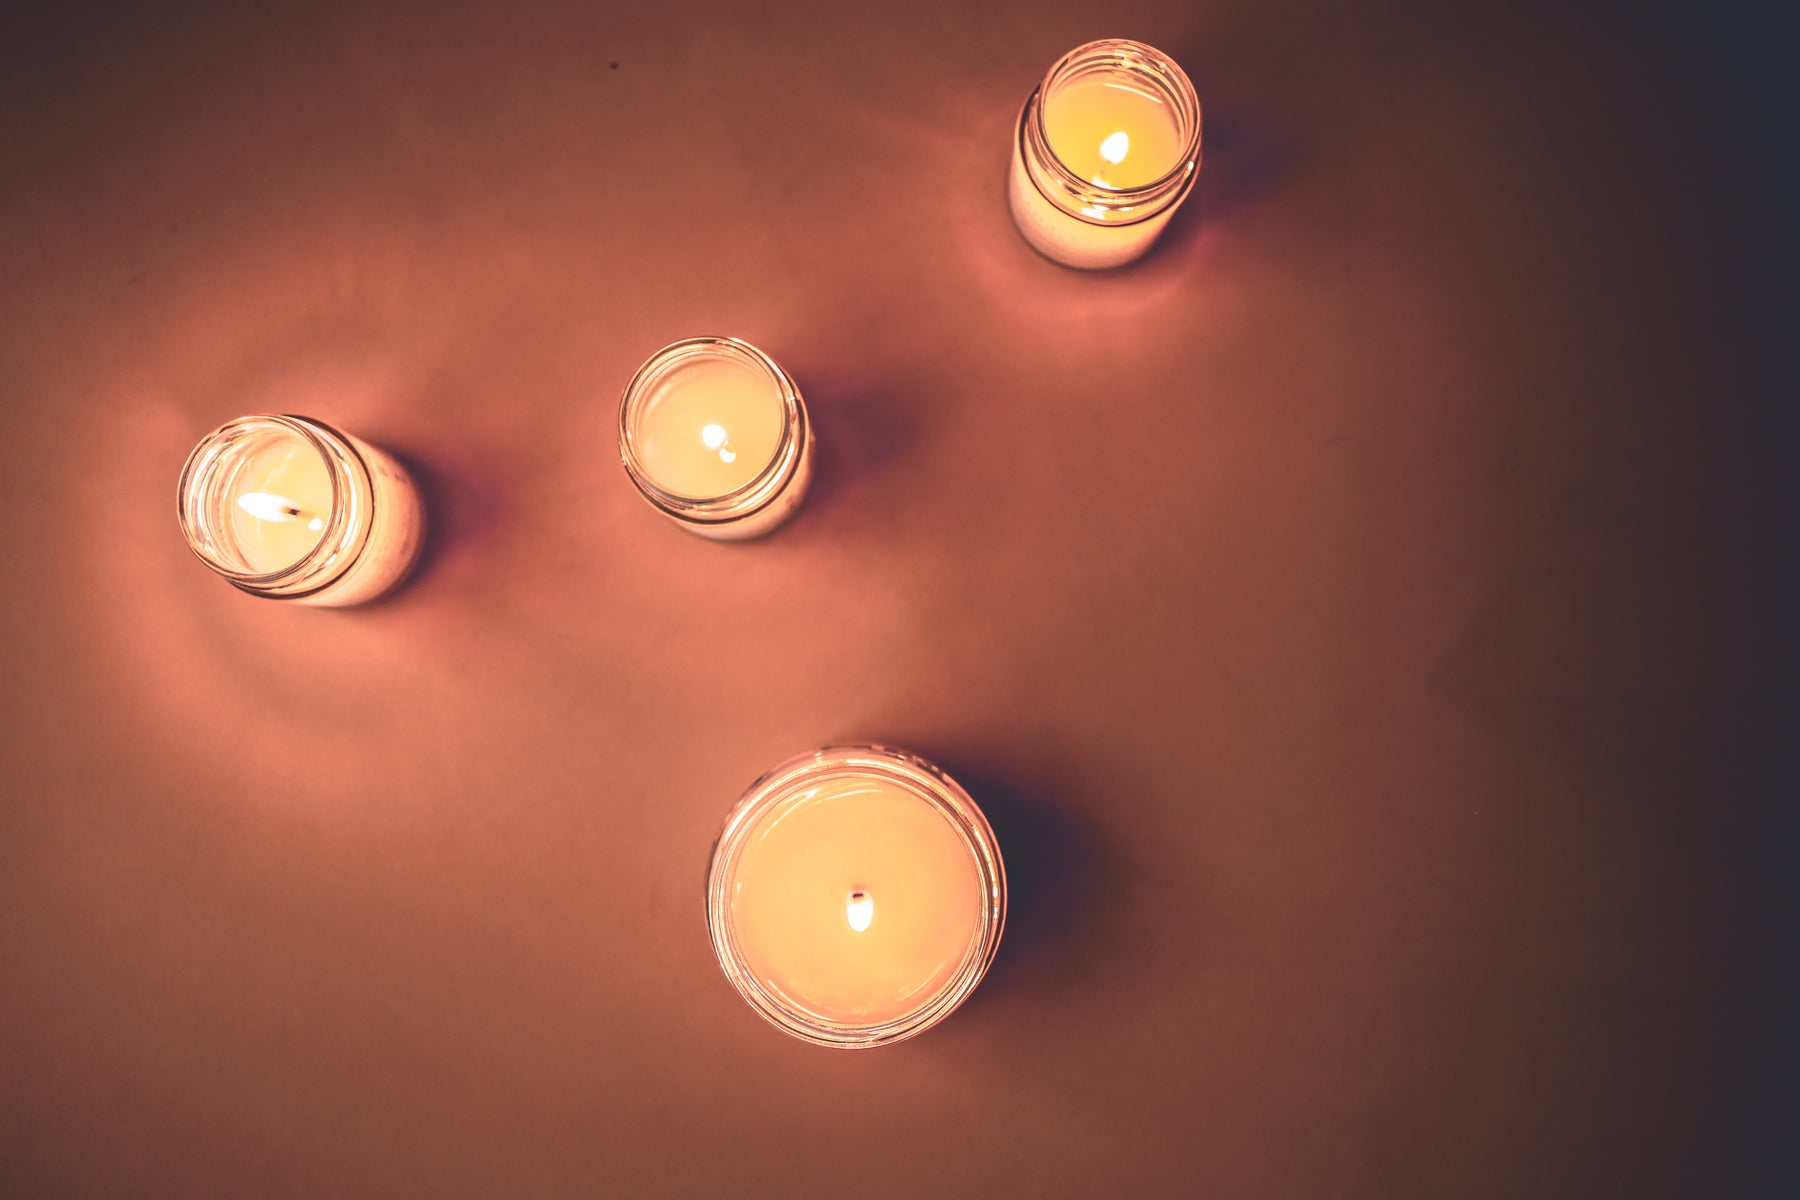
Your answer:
(177, 414), (425, 606)
(707, 746), (1006, 1047)
(618, 337), (813, 540)
(1008, 39), (1202, 269)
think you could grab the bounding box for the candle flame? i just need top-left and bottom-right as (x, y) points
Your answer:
(237, 492), (304, 522)
(846, 891), (874, 933)
(701, 422), (737, 464)
(1099, 130), (1130, 165)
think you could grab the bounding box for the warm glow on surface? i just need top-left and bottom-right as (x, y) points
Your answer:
(1099, 130), (1130, 164)
(236, 492), (302, 522)
(847, 891), (874, 932)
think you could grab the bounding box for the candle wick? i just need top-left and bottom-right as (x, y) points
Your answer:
(1092, 130), (1131, 190)
(701, 422), (738, 464)
(237, 492), (308, 523)
(846, 890), (874, 933)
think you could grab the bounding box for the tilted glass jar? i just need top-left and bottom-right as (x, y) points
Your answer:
(1008, 39), (1203, 269)
(177, 414), (425, 606)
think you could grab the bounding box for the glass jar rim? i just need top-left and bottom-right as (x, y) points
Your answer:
(176, 414), (372, 598)
(618, 337), (806, 525)
(1021, 38), (1202, 226)
(706, 745), (1008, 1048)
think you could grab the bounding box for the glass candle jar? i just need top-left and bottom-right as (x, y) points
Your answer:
(707, 745), (1007, 1048)
(177, 414), (425, 606)
(618, 337), (813, 540)
(1008, 39), (1202, 270)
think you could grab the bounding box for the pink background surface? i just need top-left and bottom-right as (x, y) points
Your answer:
(1, 1), (1786, 1195)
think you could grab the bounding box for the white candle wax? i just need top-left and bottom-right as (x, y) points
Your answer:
(708, 746), (1006, 1048)
(228, 432), (333, 573)
(635, 354), (783, 499)
(619, 338), (813, 540)
(1042, 75), (1187, 190)
(730, 774), (986, 1026)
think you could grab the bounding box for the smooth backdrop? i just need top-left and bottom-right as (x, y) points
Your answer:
(1, 1), (1789, 1196)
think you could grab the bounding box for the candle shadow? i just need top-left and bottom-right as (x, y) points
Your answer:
(934, 757), (1118, 1008)
(1194, 102), (1299, 230)
(379, 446), (502, 599)
(1127, 99), (1304, 273)
(782, 371), (915, 527)
(1117, 18), (1313, 274)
